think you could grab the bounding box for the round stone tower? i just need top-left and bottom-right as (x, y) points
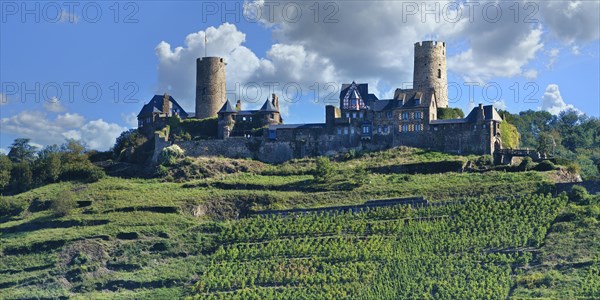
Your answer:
(413, 41), (448, 108)
(195, 57), (226, 119)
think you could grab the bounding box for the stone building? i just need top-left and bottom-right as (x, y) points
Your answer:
(137, 41), (506, 161)
(137, 93), (188, 132)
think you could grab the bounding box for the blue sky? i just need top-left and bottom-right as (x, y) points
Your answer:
(1, 1), (599, 151)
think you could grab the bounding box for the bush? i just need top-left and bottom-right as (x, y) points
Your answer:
(518, 157), (535, 171)
(0, 196), (27, 217)
(534, 160), (556, 171)
(60, 163), (105, 183)
(566, 163), (581, 175)
(569, 185), (589, 204)
(314, 156), (333, 183)
(476, 155), (494, 167)
(159, 145), (185, 166)
(51, 190), (77, 217)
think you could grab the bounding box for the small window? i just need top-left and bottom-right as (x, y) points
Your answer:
(344, 127), (349, 135)
(270, 113), (275, 119)
(351, 127), (355, 134)
(359, 112), (364, 118)
(386, 111), (393, 119)
(353, 112), (357, 118)
(346, 112), (350, 118)
(415, 124), (421, 132)
(337, 128), (342, 135)
(242, 116), (247, 121)
(362, 125), (370, 134)
(378, 126), (382, 133)
(437, 69), (441, 79)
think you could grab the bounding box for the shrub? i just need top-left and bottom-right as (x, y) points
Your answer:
(60, 163), (105, 183)
(476, 155), (494, 167)
(566, 163), (581, 175)
(51, 190), (77, 217)
(534, 160), (556, 171)
(314, 156), (333, 183)
(159, 145), (185, 166)
(518, 157), (535, 171)
(569, 185), (589, 204)
(0, 196), (27, 217)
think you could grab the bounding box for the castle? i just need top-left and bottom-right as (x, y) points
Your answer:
(138, 41), (505, 162)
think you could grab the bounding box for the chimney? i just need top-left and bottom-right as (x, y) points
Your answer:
(235, 100), (242, 111)
(162, 93), (171, 115)
(272, 93), (279, 111)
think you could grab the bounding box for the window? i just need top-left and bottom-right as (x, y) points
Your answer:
(386, 111), (393, 119)
(402, 112), (409, 120)
(344, 127), (349, 135)
(362, 125), (370, 134)
(353, 112), (357, 118)
(385, 126), (390, 133)
(377, 126), (382, 133)
(337, 127), (342, 135)
(346, 112), (350, 118)
(415, 124), (422, 132)
(270, 113), (275, 119)
(438, 69), (441, 79)
(415, 99), (421, 105)
(482, 124), (486, 129)
(415, 112), (421, 119)
(351, 127), (355, 134)
(402, 124), (409, 132)
(242, 116), (247, 121)
(359, 112), (364, 118)
(268, 130), (277, 139)
(433, 126), (438, 131)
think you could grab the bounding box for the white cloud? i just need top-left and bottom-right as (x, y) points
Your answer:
(155, 23), (338, 114)
(571, 45), (580, 55)
(121, 112), (138, 128)
(539, 84), (580, 115)
(78, 119), (126, 150)
(0, 111), (126, 151)
(547, 48), (560, 69)
(43, 97), (67, 112)
(493, 100), (507, 111)
(539, 1), (600, 44)
(523, 69), (538, 80)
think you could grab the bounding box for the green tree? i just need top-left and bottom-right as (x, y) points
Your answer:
(35, 145), (62, 184)
(10, 161), (32, 193)
(314, 156), (333, 183)
(0, 155), (12, 192)
(8, 138), (37, 163)
(51, 190), (77, 217)
(112, 129), (148, 159)
(536, 133), (555, 156)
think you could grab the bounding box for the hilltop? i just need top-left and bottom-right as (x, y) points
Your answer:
(0, 147), (598, 299)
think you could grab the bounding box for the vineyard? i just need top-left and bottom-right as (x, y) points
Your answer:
(188, 193), (600, 299)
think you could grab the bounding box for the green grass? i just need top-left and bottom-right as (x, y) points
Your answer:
(0, 147), (589, 298)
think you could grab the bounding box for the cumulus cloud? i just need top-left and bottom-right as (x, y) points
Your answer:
(121, 112), (138, 128)
(1, 111), (126, 151)
(43, 97), (67, 112)
(523, 69), (538, 80)
(539, 84), (579, 115)
(546, 48), (560, 69)
(539, 1), (600, 44)
(155, 23), (337, 113)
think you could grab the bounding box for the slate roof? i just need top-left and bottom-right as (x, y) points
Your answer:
(339, 82), (379, 106)
(218, 100), (236, 113)
(373, 99), (403, 111)
(393, 88), (435, 108)
(137, 95), (189, 118)
(464, 104), (503, 122)
(260, 99), (279, 112)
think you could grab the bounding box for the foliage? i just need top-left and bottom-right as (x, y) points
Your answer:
(113, 129), (149, 158)
(437, 107), (464, 120)
(0, 196), (26, 217)
(8, 138), (37, 163)
(534, 160), (557, 171)
(0, 154), (12, 191)
(51, 190), (77, 217)
(175, 117), (218, 140)
(159, 145), (185, 166)
(519, 157), (535, 171)
(10, 161), (33, 193)
(314, 156), (333, 182)
(499, 121), (520, 149)
(60, 163), (105, 183)
(569, 185), (589, 204)
(475, 155), (494, 167)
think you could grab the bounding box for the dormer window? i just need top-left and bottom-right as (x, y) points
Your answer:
(415, 99), (421, 105)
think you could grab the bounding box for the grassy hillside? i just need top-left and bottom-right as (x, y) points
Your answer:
(0, 147), (596, 299)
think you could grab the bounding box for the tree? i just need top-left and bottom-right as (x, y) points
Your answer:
(8, 138), (37, 163)
(51, 190), (77, 217)
(536, 133), (554, 156)
(0, 155), (12, 191)
(35, 145), (62, 184)
(10, 161), (32, 193)
(112, 129), (149, 162)
(60, 139), (87, 165)
(314, 156), (333, 183)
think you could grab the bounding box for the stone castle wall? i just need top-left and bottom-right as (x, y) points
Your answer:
(195, 57), (226, 119)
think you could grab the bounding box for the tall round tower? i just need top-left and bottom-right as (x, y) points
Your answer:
(195, 57), (226, 119)
(413, 41), (448, 108)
